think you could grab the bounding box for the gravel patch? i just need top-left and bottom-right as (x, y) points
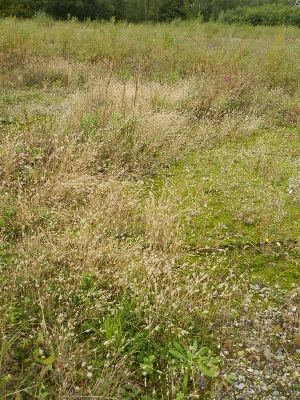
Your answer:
(219, 284), (300, 399)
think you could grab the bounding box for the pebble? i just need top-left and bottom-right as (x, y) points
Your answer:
(235, 383), (245, 390)
(274, 355), (285, 360)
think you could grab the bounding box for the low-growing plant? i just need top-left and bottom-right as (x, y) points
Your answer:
(169, 340), (220, 394)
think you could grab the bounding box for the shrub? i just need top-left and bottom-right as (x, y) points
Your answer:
(220, 5), (300, 27)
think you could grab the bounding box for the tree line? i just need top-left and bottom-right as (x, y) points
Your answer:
(0, 0), (298, 23)
(1, 0), (186, 21)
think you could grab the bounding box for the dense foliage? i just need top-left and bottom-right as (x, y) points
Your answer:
(0, 0), (187, 21)
(192, 0), (295, 21)
(220, 4), (300, 26)
(0, 0), (299, 23)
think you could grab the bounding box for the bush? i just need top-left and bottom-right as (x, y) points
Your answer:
(220, 5), (300, 27)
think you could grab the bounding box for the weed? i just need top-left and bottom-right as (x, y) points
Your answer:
(169, 340), (220, 394)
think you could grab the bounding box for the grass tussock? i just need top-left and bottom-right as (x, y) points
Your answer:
(1, 18), (300, 399)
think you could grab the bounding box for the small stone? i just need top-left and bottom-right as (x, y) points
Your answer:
(237, 351), (245, 357)
(277, 347), (284, 354)
(273, 391), (280, 396)
(235, 383), (245, 390)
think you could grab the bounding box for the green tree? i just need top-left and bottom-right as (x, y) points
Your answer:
(158, 0), (186, 21)
(0, 0), (48, 18)
(95, 0), (115, 20)
(46, 0), (103, 20)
